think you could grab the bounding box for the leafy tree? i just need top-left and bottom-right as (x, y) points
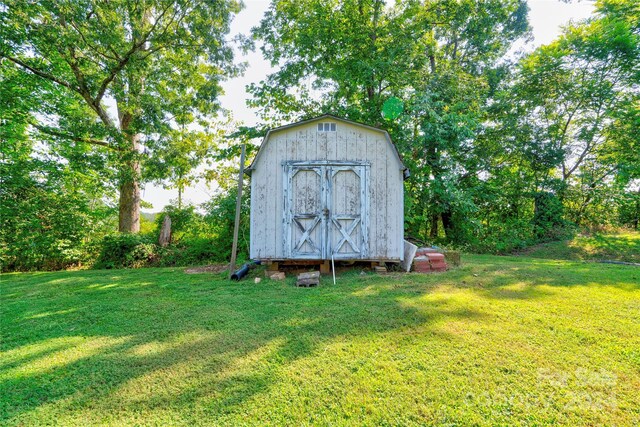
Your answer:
(251, 0), (529, 243)
(0, 131), (114, 272)
(0, 0), (243, 232)
(1, 54), (115, 271)
(145, 121), (223, 209)
(202, 189), (250, 260)
(504, 0), (639, 224)
(153, 202), (205, 243)
(618, 190), (640, 229)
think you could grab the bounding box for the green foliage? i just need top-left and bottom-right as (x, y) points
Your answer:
(467, 218), (536, 254)
(532, 192), (570, 240)
(202, 190), (250, 261)
(522, 230), (640, 263)
(91, 191), (249, 269)
(493, 0), (640, 231)
(154, 238), (226, 267)
(0, 0), (244, 231)
(139, 214), (157, 235)
(0, 121), (115, 272)
(617, 191), (640, 229)
(381, 97), (403, 120)
(154, 204), (205, 242)
(94, 234), (157, 269)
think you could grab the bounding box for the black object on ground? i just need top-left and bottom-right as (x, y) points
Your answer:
(231, 260), (262, 281)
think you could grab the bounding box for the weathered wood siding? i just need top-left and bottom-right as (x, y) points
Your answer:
(250, 119), (404, 261)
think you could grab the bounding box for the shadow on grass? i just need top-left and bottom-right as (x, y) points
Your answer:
(1, 268), (482, 423)
(2, 258), (638, 423)
(458, 255), (639, 301)
(521, 232), (640, 263)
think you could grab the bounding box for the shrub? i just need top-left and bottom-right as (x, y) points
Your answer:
(94, 234), (157, 269)
(465, 218), (534, 254)
(0, 196), (113, 272)
(532, 192), (568, 240)
(154, 204), (205, 241)
(617, 191), (640, 230)
(153, 237), (227, 266)
(202, 190), (250, 261)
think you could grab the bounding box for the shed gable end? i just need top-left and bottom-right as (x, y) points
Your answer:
(249, 115), (405, 261)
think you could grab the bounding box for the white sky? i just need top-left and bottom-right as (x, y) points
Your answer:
(141, 0), (596, 212)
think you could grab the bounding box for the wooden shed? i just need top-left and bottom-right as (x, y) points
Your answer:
(246, 115), (408, 264)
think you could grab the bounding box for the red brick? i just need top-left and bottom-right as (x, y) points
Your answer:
(413, 256), (431, 272)
(416, 247), (440, 256)
(425, 253), (445, 261)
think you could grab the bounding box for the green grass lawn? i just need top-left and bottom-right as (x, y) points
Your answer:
(521, 231), (640, 264)
(2, 255), (639, 426)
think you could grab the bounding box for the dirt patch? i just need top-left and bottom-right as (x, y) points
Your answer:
(184, 264), (228, 274)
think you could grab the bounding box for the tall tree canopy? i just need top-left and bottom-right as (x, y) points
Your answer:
(494, 0), (639, 226)
(0, 0), (243, 232)
(251, 0), (638, 246)
(1, 62), (114, 270)
(251, 0), (530, 240)
(251, 0), (528, 123)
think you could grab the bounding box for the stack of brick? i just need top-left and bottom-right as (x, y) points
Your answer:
(416, 247), (439, 256)
(413, 247), (448, 273)
(413, 256), (432, 273)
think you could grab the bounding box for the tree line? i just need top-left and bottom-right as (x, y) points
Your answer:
(1, 0), (638, 271)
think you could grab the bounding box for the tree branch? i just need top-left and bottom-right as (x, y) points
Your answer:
(31, 122), (116, 150)
(60, 43), (118, 130)
(1, 55), (76, 91)
(68, 20), (121, 61)
(94, 2), (176, 105)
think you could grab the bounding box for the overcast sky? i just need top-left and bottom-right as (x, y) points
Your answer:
(141, 0), (596, 212)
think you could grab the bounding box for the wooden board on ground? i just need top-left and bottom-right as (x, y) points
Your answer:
(296, 278), (319, 287)
(266, 271), (286, 280)
(184, 264), (228, 274)
(296, 271), (320, 287)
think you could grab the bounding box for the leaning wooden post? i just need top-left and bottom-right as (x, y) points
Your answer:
(229, 144), (246, 279)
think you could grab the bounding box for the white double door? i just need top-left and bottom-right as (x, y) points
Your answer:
(284, 161), (369, 260)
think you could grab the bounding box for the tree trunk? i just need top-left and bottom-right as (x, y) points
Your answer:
(118, 132), (141, 233)
(441, 210), (454, 240)
(116, 9), (149, 233)
(118, 164), (140, 233)
(158, 214), (171, 247)
(429, 214), (439, 239)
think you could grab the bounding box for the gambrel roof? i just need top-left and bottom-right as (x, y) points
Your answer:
(245, 114), (407, 176)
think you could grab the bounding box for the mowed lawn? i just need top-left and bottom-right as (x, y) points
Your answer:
(521, 231), (640, 264)
(2, 255), (639, 426)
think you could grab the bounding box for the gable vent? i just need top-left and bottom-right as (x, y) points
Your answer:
(317, 122), (336, 132)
